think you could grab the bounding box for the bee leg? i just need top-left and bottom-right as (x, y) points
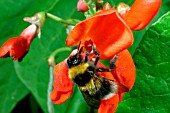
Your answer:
(96, 68), (110, 72)
(85, 52), (89, 62)
(96, 55), (118, 72)
(85, 41), (100, 65)
(92, 44), (100, 66)
(109, 54), (118, 70)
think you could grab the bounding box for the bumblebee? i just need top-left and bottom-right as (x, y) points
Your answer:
(67, 42), (128, 108)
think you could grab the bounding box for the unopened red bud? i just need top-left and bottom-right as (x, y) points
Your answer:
(77, 0), (89, 12)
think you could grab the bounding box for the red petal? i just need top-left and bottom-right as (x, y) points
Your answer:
(51, 60), (73, 104)
(118, 92), (124, 102)
(66, 9), (133, 59)
(97, 60), (129, 94)
(98, 94), (119, 113)
(51, 90), (72, 104)
(11, 37), (28, 61)
(122, 0), (161, 30)
(0, 36), (27, 61)
(0, 37), (17, 58)
(20, 24), (37, 47)
(112, 49), (136, 90)
(96, 57), (131, 112)
(96, 61), (115, 80)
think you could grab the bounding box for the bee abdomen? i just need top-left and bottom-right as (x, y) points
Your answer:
(91, 78), (117, 99)
(93, 86), (111, 99)
(73, 71), (92, 86)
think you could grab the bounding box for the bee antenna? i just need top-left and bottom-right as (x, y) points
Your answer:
(78, 46), (83, 54)
(89, 40), (93, 45)
(76, 41), (83, 57)
(77, 41), (81, 51)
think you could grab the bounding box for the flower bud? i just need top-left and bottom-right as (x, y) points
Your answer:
(0, 24), (37, 61)
(117, 2), (130, 16)
(103, 2), (111, 10)
(77, 0), (89, 12)
(24, 12), (46, 38)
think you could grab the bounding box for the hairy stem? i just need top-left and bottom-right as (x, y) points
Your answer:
(47, 47), (72, 112)
(48, 47), (72, 66)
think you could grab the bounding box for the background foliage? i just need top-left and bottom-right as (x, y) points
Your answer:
(0, 0), (170, 113)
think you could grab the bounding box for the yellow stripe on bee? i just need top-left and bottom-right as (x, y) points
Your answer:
(68, 63), (90, 79)
(79, 78), (101, 94)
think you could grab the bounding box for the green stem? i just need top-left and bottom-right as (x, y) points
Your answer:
(47, 66), (54, 113)
(46, 13), (80, 26)
(47, 47), (72, 113)
(94, 0), (103, 10)
(84, 0), (96, 18)
(48, 47), (72, 66)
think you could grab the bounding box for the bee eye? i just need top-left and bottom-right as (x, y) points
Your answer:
(67, 56), (81, 68)
(72, 59), (78, 64)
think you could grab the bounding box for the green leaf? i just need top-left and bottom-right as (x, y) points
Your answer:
(0, 0), (85, 113)
(116, 11), (170, 113)
(0, 1), (32, 113)
(0, 59), (29, 113)
(9, 0), (87, 113)
(1, 0), (170, 113)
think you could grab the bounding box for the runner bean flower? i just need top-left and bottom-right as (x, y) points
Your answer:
(0, 24), (37, 61)
(66, 5), (133, 59)
(51, 45), (135, 113)
(66, 0), (161, 59)
(51, 0), (161, 112)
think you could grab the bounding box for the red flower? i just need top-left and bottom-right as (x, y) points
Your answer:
(51, 59), (73, 104)
(66, 0), (161, 59)
(51, 48), (135, 113)
(51, 0), (160, 112)
(66, 7), (133, 59)
(0, 24), (37, 61)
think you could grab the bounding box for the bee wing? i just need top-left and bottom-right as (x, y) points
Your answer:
(109, 81), (129, 94)
(97, 75), (129, 94)
(81, 90), (100, 109)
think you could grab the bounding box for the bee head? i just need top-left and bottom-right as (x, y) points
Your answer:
(67, 55), (82, 68)
(67, 44), (83, 68)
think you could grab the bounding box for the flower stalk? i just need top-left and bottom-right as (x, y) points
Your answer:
(47, 66), (55, 113)
(46, 13), (80, 26)
(47, 47), (72, 113)
(84, 0), (96, 17)
(94, 0), (103, 10)
(48, 47), (72, 67)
